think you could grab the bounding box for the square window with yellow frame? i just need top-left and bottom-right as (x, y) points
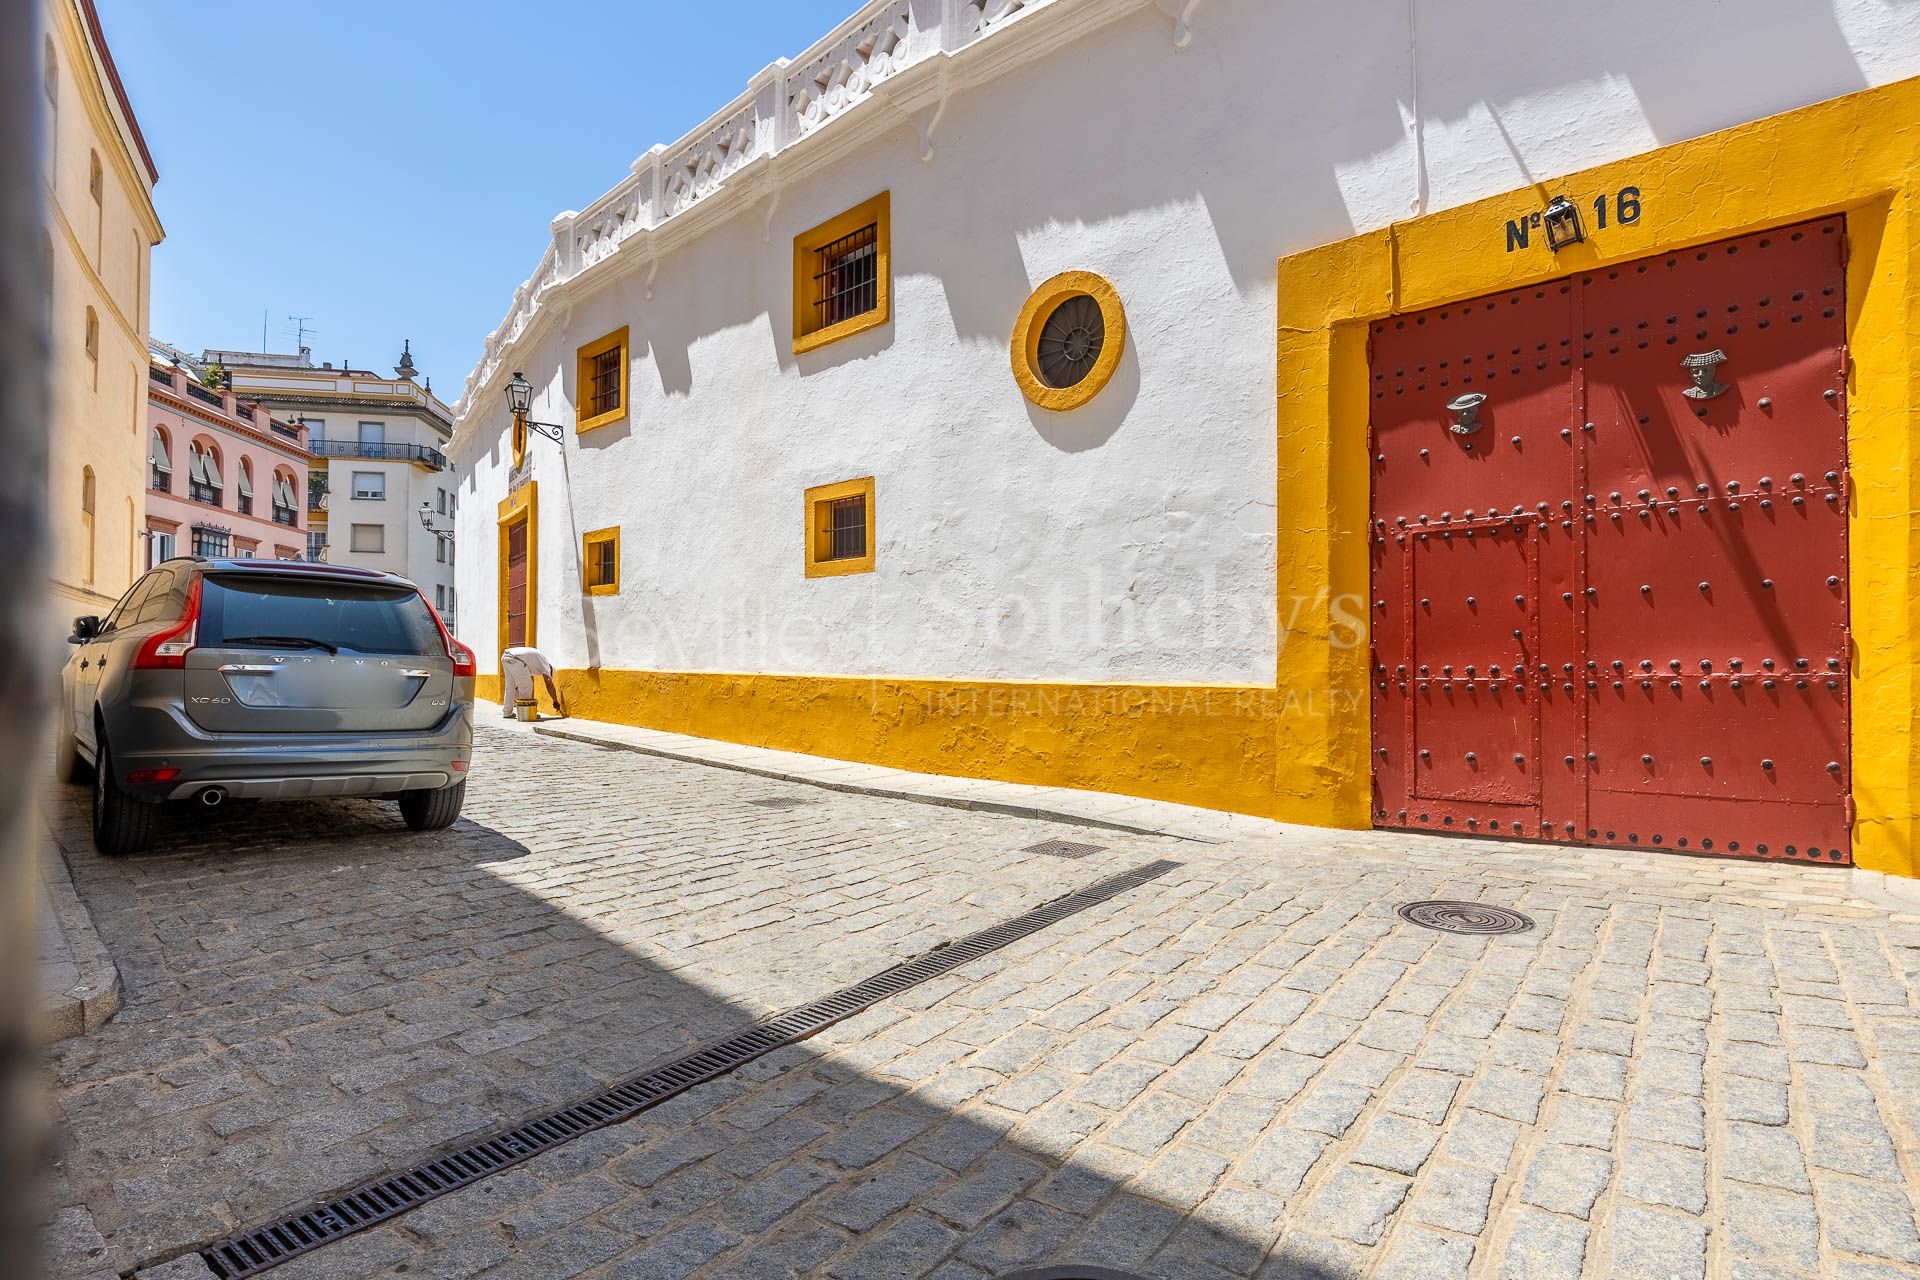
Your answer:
(792, 192), (890, 355)
(804, 477), (875, 578)
(574, 327), (629, 433)
(582, 526), (620, 595)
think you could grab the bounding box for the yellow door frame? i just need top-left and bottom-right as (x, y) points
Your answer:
(1275, 79), (1920, 876)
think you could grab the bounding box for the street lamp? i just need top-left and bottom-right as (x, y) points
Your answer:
(504, 370), (565, 445)
(505, 371), (533, 417)
(418, 502), (452, 539)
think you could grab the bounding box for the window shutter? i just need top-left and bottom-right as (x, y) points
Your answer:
(149, 429), (170, 471)
(187, 446), (208, 485)
(202, 451), (224, 487)
(236, 465), (253, 498)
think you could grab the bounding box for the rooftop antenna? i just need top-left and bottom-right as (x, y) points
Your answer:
(284, 315), (315, 352)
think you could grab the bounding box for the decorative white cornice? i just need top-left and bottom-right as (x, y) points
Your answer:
(452, 0), (1168, 444)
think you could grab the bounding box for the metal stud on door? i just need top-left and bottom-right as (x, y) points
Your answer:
(1370, 217), (1850, 862)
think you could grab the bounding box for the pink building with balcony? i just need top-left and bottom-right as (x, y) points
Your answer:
(145, 359), (310, 565)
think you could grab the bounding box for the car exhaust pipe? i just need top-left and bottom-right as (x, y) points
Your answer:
(199, 787), (225, 808)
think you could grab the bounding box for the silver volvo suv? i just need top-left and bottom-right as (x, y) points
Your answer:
(57, 557), (476, 855)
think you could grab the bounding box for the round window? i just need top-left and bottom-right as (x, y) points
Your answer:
(1011, 271), (1126, 411)
(1036, 294), (1106, 389)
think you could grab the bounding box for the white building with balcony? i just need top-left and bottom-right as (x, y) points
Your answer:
(214, 345), (459, 615)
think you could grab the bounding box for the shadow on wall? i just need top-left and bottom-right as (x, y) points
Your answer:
(1025, 331), (1141, 453)
(42, 741), (1345, 1279)
(493, 0), (1879, 465)
(913, 0), (1878, 325)
(1411, 0), (1872, 153)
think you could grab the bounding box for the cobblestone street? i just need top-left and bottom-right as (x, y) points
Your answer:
(39, 721), (1920, 1280)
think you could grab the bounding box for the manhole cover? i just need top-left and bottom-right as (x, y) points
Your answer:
(1023, 840), (1106, 860)
(746, 797), (812, 809)
(1396, 899), (1535, 935)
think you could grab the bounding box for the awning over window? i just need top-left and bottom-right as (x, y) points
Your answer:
(236, 465), (253, 498)
(187, 446), (208, 486)
(149, 428), (170, 471)
(273, 477), (294, 509)
(201, 449), (224, 487)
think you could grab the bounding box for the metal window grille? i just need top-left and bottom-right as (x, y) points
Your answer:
(1036, 294), (1106, 389)
(813, 224), (878, 329)
(191, 528), (230, 557)
(823, 495), (866, 562)
(190, 481), (220, 505)
(236, 494), (252, 516)
(587, 345), (621, 418)
(150, 464), (170, 493)
(272, 506), (296, 527)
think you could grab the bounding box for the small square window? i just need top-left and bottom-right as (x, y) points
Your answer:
(574, 327), (628, 432)
(352, 471), (385, 500)
(792, 193), (890, 355)
(350, 523), (385, 554)
(582, 526), (619, 595)
(804, 477), (875, 578)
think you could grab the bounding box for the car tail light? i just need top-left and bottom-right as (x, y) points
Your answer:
(128, 767), (181, 785)
(421, 593), (476, 677)
(133, 577), (203, 670)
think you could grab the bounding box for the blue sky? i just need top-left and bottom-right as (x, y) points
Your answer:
(99, 0), (853, 402)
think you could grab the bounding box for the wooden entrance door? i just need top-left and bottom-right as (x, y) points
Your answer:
(505, 518), (529, 649)
(1369, 217), (1851, 863)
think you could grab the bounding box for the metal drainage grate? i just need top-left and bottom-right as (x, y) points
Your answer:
(1397, 899), (1535, 936)
(1024, 840), (1106, 860)
(746, 796), (813, 809)
(201, 859), (1183, 1279)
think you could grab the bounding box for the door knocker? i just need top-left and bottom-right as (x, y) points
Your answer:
(1446, 392), (1487, 435)
(1682, 349), (1729, 400)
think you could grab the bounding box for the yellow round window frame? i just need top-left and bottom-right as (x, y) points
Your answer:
(1010, 271), (1127, 412)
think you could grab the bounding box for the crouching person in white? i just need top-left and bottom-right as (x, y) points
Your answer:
(500, 646), (565, 720)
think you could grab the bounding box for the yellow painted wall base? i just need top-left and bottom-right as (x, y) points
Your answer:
(547, 669), (1294, 820)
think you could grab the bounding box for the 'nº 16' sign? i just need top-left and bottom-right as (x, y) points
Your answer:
(1506, 187), (1642, 252)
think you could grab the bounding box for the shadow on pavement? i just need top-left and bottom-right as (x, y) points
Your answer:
(42, 728), (1340, 1280)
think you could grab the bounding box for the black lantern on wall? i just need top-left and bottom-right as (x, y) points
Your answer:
(505, 371), (533, 418)
(503, 370), (564, 444)
(1542, 195), (1585, 251)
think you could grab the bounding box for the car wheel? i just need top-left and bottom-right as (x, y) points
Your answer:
(398, 781), (465, 831)
(91, 738), (154, 857)
(55, 725), (92, 784)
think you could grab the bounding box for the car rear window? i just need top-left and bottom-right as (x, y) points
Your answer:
(199, 575), (443, 656)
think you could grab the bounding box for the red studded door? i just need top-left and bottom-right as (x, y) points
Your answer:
(1370, 217), (1850, 863)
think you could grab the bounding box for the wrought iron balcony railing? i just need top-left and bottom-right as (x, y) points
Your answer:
(308, 438), (448, 469)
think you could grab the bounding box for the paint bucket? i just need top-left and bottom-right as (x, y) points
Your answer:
(514, 700), (536, 722)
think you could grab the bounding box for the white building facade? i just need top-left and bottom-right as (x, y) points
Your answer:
(450, 0), (1920, 885)
(217, 348), (459, 615)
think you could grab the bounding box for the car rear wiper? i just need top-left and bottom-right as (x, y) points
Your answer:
(220, 634), (340, 655)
